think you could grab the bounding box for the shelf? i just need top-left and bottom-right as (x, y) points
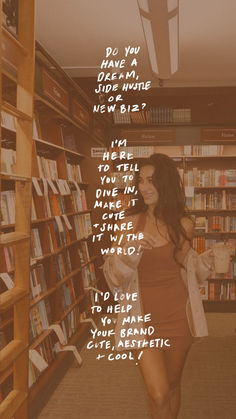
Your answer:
(2, 67), (17, 83)
(0, 172), (31, 182)
(29, 321), (89, 403)
(0, 232), (29, 247)
(31, 210), (92, 225)
(29, 278), (99, 349)
(34, 137), (85, 158)
(29, 256), (97, 307)
(34, 94), (105, 147)
(31, 177), (89, 187)
(203, 300), (236, 312)
(2, 68), (107, 147)
(1, 123), (16, 133)
(30, 235), (93, 265)
(2, 101), (32, 121)
(29, 287), (56, 308)
(1, 211), (91, 230)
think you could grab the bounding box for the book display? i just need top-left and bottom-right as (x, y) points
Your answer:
(113, 107), (192, 125)
(0, 5), (107, 417)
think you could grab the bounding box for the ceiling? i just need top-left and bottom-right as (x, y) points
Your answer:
(35, 0), (236, 88)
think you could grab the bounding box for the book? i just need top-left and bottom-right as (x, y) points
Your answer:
(31, 228), (43, 259)
(1, 148), (16, 173)
(29, 264), (47, 300)
(0, 190), (15, 225)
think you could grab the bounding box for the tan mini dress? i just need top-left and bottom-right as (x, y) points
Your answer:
(136, 212), (194, 351)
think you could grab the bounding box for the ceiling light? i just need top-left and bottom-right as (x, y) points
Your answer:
(137, 0), (179, 79)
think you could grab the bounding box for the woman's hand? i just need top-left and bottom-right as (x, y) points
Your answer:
(134, 231), (158, 251)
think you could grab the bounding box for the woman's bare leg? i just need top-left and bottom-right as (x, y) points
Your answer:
(163, 343), (192, 418)
(136, 348), (173, 419)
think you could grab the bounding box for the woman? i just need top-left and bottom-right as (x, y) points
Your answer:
(103, 153), (214, 419)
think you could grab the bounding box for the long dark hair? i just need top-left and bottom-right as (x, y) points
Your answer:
(126, 153), (194, 267)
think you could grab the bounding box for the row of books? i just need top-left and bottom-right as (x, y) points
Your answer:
(200, 280), (236, 301)
(59, 306), (80, 345)
(208, 282), (236, 301)
(29, 299), (52, 342)
(183, 145), (224, 156)
(31, 228), (43, 259)
(186, 191), (236, 210)
(29, 334), (55, 387)
(193, 237), (236, 256)
(37, 156), (59, 180)
(1, 147), (16, 173)
(1, 146), (84, 184)
(117, 145), (228, 158)
(47, 219), (71, 253)
(0, 245), (14, 272)
(1, 184), (87, 225)
(30, 249), (94, 301)
(112, 108), (192, 124)
(74, 213), (92, 239)
(194, 216), (236, 232)
(29, 288), (93, 344)
(37, 155), (83, 182)
(67, 162), (82, 183)
(77, 240), (90, 265)
(1, 215), (92, 268)
(32, 214), (91, 259)
(61, 278), (76, 311)
(1, 190), (15, 225)
(182, 169), (236, 187)
(148, 108), (191, 124)
(55, 249), (72, 281)
(1, 110), (16, 131)
(30, 263), (47, 300)
(32, 189), (88, 220)
(119, 145), (155, 158)
(1, 308), (85, 390)
(81, 262), (96, 288)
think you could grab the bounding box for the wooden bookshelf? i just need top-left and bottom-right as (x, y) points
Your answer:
(0, 10), (108, 418)
(0, 2), (35, 418)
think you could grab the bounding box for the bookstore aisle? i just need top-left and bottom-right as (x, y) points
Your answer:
(34, 314), (236, 419)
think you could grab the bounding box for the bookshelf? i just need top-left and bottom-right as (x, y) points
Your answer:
(0, 1), (35, 419)
(0, 10), (109, 418)
(108, 144), (236, 312)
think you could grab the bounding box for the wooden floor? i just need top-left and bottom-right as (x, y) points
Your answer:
(33, 314), (236, 419)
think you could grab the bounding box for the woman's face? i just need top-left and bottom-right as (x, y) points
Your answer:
(138, 165), (159, 207)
